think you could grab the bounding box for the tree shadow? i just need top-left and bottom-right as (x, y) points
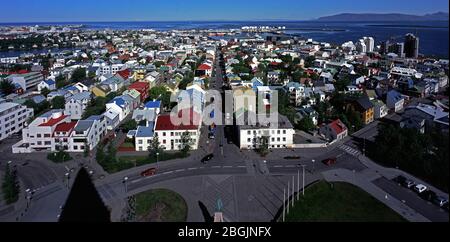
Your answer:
(198, 201), (213, 223)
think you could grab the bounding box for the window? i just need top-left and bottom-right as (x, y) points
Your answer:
(44, 134), (51, 138)
(283, 130), (286, 134)
(163, 132), (166, 136)
(283, 137), (286, 142)
(138, 140), (143, 144)
(247, 131), (251, 135)
(277, 130), (280, 134)
(73, 146), (78, 150)
(248, 138), (251, 142)
(37, 134), (42, 138)
(37, 141), (42, 145)
(163, 140), (166, 144)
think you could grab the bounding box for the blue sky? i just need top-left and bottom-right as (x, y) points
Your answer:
(1, 0), (448, 22)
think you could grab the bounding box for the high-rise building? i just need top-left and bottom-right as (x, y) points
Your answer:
(389, 43), (405, 58)
(404, 33), (419, 58)
(362, 37), (375, 52)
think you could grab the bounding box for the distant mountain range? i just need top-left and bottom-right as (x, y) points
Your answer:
(316, 12), (449, 22)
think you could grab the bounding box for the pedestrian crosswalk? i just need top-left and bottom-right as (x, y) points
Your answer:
(339, 144), (361, 157)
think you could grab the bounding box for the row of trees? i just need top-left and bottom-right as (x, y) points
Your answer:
(368, 124), (449, 192)
(2, 164), (20, 205)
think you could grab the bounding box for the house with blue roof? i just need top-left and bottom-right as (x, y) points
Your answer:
(134, 125), (155, 152)
(144, 100), (162, 114)
(38, 79), (56, 92)
(47, 89), (71, 101)
(106, 96), (131, 121)
(386, 90), (405, 113)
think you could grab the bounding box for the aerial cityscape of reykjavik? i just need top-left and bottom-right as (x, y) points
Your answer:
(0, 0), (448, 223)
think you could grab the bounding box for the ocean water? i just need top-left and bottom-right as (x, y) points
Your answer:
(0, 21), (448, 58)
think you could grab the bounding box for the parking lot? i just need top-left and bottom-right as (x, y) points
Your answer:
(373, 177), (449, 222)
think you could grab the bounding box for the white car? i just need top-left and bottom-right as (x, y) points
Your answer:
(414, 184), (428, 194)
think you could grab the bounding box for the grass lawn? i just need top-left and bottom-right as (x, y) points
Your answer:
(282, 181), (406, 222)
(135, 189), (187, 222)
(47, 151), (73, 163)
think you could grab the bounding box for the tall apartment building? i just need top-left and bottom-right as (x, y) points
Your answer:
(404, 33), (420, 58)
(7, 72), (44, 91)
(0, 101), (34, 141)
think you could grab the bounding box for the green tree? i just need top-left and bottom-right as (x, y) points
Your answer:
(147, 86), (172, 108)
(2, 164), (20, 204)
(297, 117), (316, 132)
(180, 131), (193, 155)
(0, 79), (16, 95)
(256, 136), (270, 157)
(148, 136), (162, 159)
(41, 87), (51, 97)
(88, 71), (97, 80)
(51, 96), (66, 109)
(56, 75), (68, 88)
(71, 68), (87, 82)
(120, 120), (137, 133)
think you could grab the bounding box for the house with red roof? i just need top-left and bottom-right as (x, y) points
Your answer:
(195, 63), (212, 77)
(128, 81), (150, 102)
(154, 112), (201, 151)
(319, 119), (348, 142)
(13, 110), (71, 153)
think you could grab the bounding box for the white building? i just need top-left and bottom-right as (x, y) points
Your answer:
(64, 92), (92, 120)
(7, 72), (44, 91)
(103, 109), (120, 130)
(37, 79), (56, 92)
(13, 110), (70, 153)
(0, 101), (34, 141)
(134, 125), (155, 152)
(68, 115), (107, 152)
(106, 97), (131, 121)
(237, 113), (295, 150)
(154, 114), (200, 151)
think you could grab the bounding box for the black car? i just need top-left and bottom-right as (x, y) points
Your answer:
(393, 176), (408, 186)
(419, 190), (437, 202)
(201, 154), (214, 163)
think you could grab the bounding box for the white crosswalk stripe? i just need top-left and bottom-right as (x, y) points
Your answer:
(339, 145), (361, 157)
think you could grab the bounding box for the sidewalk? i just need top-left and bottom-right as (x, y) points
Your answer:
(322, 168), (430, 222)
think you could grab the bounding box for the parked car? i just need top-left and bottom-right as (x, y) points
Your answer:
(141, 168), (157, 177)
(284, 156), (301, 160)
(201, 154), (214, 164)
(419, 190), (437, 202)
(414, 184), (428, 194)
(432, 196), (449, 208)
(393, 176), (407, 186)
(405, 180), (416, 189)
(322, 158), (337, 166)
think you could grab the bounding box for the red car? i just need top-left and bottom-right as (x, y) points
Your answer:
(322, 158), (337, 166)
(141, 168), (157, 177)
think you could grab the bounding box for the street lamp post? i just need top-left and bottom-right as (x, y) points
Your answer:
(287, 182), (290, 214)
(297, 170), (300, 201)
(301, 165), (306, 196)
(312, 159), (316, 174)
(65, 173), (70, 189)
(283, 188), (286, 222)
(156, 152), (160, 169)
(123, 177), (129, 194)
(292, 176), (295, 207)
